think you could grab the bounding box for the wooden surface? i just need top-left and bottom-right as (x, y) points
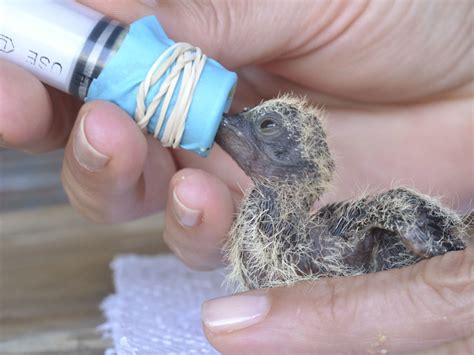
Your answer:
(0, 204), (169, 354)
(0, 149), (68, 212)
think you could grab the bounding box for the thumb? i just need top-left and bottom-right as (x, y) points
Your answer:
(202, 248), (474, 354)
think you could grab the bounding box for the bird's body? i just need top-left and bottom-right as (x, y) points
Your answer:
(216, 96), (466, 291)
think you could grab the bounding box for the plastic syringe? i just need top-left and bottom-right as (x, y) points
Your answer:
(0, 0), (237, 156)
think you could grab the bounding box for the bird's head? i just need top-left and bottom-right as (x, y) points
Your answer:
(216, 95), (335, 186)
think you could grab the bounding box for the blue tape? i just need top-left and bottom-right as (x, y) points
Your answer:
(86, 16), (237, 157)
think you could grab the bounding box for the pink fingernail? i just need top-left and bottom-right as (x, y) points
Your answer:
(73, 112), (110, 171)
(201, 290), (271, 333)
(173, 184), (202, 228)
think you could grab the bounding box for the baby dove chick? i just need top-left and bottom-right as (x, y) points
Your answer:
(216, 96), (466, 291)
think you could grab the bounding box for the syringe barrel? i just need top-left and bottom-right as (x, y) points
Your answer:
(0, 1), (238, 157)
(0, 0), (127, 99)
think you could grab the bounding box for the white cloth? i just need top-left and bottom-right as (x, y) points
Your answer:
(100, 254), (228, 355)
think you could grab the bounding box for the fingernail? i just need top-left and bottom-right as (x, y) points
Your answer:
(73, 112), (110, 171)
(173, 184), (202, 228)
(202, 290), (271, 333)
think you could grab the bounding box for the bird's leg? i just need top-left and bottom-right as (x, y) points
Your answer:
(315, 187), (466, 271)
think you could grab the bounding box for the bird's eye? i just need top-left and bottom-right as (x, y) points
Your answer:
(257, 113), (282, 137)
(260, 118), (276, 130)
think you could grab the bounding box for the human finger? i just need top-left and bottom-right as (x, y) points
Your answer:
(81, 0), (320, 69)
(83, 0), (473, 103)
(318, 99), (474, 212)
(62, 100), (176, 223)
(162, 168), (235, 271)
(202, 248), (474, 354)
(0, 60), (79, 152)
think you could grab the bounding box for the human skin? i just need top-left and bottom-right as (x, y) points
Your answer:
(0, 1), (472, 353)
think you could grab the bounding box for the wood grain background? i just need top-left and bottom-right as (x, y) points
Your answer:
(0, 149), (170, 354)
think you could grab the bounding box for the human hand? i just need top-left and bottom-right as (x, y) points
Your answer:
(201, 246), (473, 354)
(1, 0), (471, 265)
(1, 1), (472, 351)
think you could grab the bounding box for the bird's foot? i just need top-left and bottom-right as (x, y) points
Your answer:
(401, 208), (466, 258)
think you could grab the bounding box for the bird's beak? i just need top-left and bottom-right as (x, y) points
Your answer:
(215, 111), (250, 161)
(216, 112), (244, 145)
(219, 113), (231, 132)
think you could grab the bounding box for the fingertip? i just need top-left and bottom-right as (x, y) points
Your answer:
(71, 100), (148, 181)
(73, 109), (111, 171)
(164, 168), (235, 270)
(172, 186), (203, 228)
(171, 168), (235, 228)
(62, 100), (150, 222)
(0, 61), (52, 148)
(202, 289), (272, 335)
(79, 101), (147, 163)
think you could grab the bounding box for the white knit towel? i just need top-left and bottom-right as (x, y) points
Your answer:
(100, 254), (228, 354)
